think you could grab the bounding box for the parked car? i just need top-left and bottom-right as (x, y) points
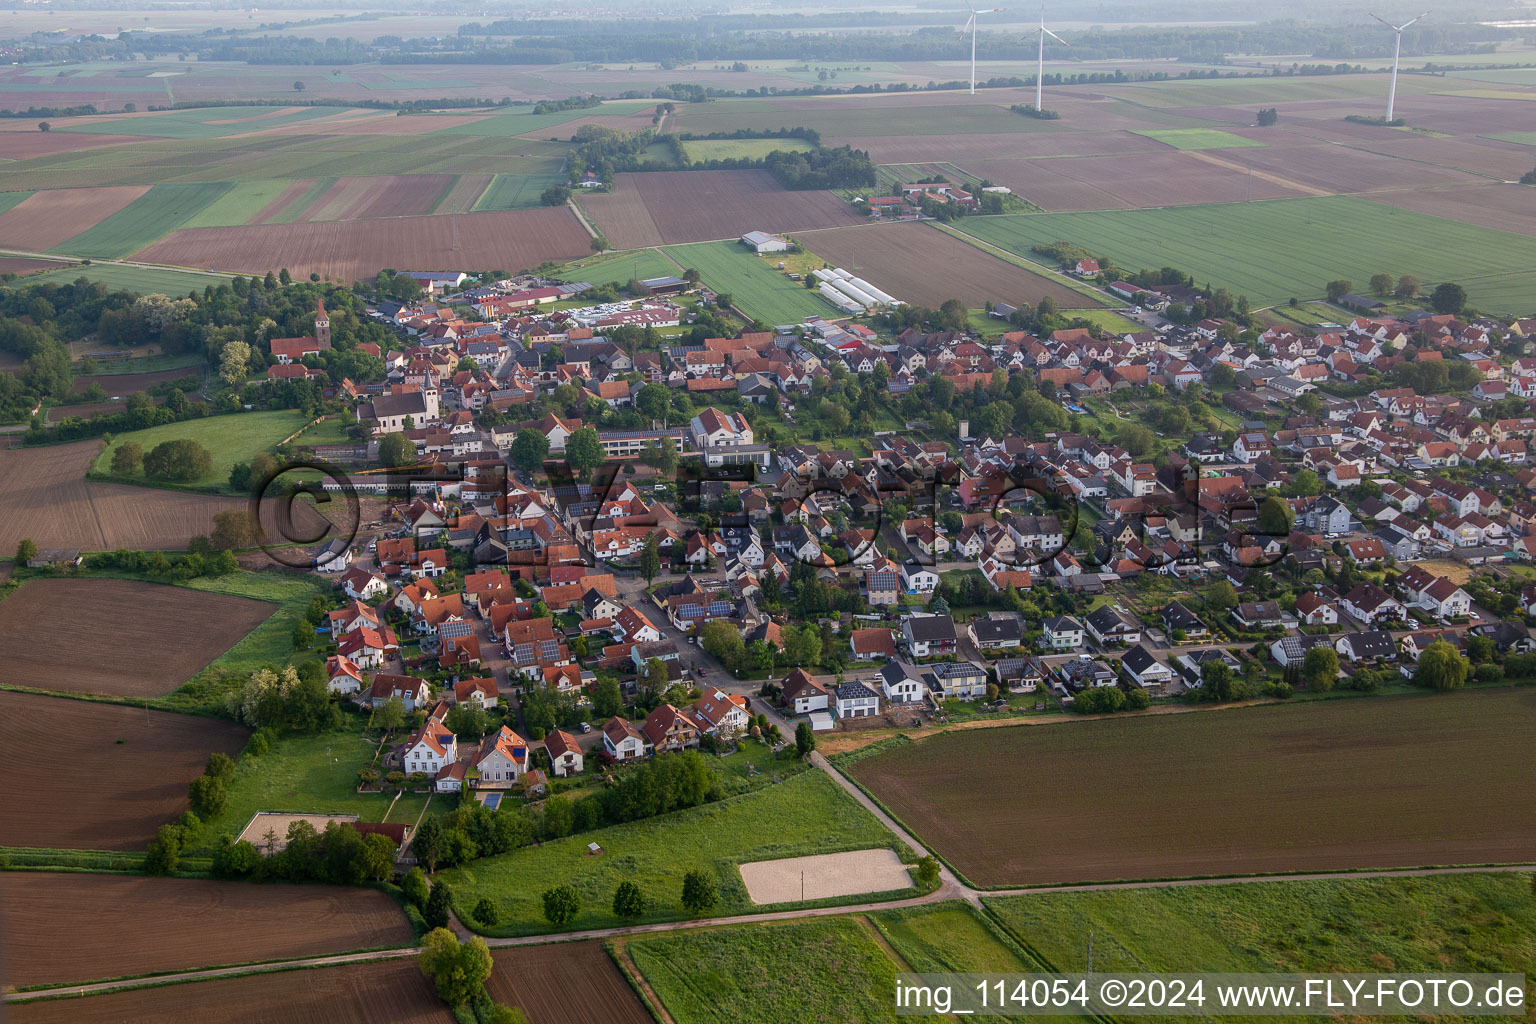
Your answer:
(579, 721), (592, 734)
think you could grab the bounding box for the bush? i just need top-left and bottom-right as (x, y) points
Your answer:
(542, 884), (581, 926)
(424, 881), (454, 929)
(612, 880), (646, 919)
(681, 870), (717, 914)
(142, 438), (213, 482)
(472, 896), (499, 926)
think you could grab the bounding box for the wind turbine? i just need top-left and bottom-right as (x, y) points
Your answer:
(958, 6), (1005, 95)
(1370, 10), (1430, 121)
(1035, 7), (1069, 110)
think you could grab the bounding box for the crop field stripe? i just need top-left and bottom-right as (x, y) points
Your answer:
(263, 176), (337, 224)
(1131, 128), (1267, 150)
(177, 179), (295, 230)
(472, 172), (564, 211)
(662, 239), (836, 325)
(953, 195), (1536, 315)
(49, 181), (235, 258)
(0, 190), (35, 216)
(430, 99), (656, 137)
(14, 263), (224, 295)
(55, 105), (358, 139)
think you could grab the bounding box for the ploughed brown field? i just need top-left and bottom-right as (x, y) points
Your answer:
(1365, 182), (1536, 237)
(8, 960), (449, 1023)
(0, 256), (73, 276)
(0, 873), (412, 987)
(47, 400), (124, 421)
(0, 439), (238, 552)
(71, 366), (199, 395)
(850, 689), (1536, 887)
(796, 221), (1097, 309)
(578, 169), (864, 249)
(291, 174), (454, 222)
(0, 578), (274, 697)
(486, 943), (652, 1024)
(0, 691), (249, 851)
(131, 205), (591, 282)
(0, 184), (150, 251)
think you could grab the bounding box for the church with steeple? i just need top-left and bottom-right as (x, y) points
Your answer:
(315, 297), (330, 349)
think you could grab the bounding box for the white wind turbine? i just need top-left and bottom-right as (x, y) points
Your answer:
(1035, 7), (1069, 110)
(958, 6), (1005, 95)
(1370, 10), (1430, 121)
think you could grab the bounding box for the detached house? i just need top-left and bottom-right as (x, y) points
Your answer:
(782, 668), (831, 714)
(602, 717), (649, 760)
(878, 660), (928, 704)
(902, 614), (957, 657)
(835, 680), (881, 719)
(545, 730), (584, 778)
(474, 726), (531, 786)
(1121, 644), (1174, 692)
(1085, 605), (1140, 646)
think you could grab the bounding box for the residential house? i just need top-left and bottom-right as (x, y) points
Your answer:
(968, 611), (1025, 650)
(601, 717), (650, 760)
(642, 704), (701, 753)
(1085, 605), (1141, 646)
(878, 660), (929, 704)
(1121, 644), (1174, 692)
(902, 614), (957, 657)
(835, 680), (881, 719)
(474, 725), (531, 786)
(545, 730), (584, 778)
(1042, 615), (1085, 651)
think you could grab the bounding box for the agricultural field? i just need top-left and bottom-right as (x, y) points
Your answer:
(285, 174), (456, 222)
(471, 172), (563, 211)
(629, 917), (939, 1024)
(680, 137), (813, 161)
(871, 903), (1035, 973)
(954, 196), (1536, 314)
(0, 872), (412, 987)
(72, 366), (201, 396)
(485, 943), (652, 1024)
(1364, 182), (1536, 240)
(56, 105), (359, 139)
(0, 439), (240, 552)
(671, 90), (1055, 137)
(797, 221), (1097, 310)
(94, 409), (311, 490)
(430, 99), (657, 137)
(14, 262), (226, 294)
(1131, 128), (1266, 150)
(850, 689), (1536, 887)
(984, 872), (1536, 992)
(175, 178), (298, 229)
(0, 256), (73, 277)
(662, 240), (834, 324)
(9, 960), (451, 1023)
(0, 578), (275, 697)
(578, 169), (864, 249)
(1486, 130), (1536, 146)
(132, 205), (593, 282)
(49, 182), (236, 259)
(0, 185), (150, 251)
(553, 248), (680, 289)
(0, 691), (249, 851)
(439, 770), (902, 934)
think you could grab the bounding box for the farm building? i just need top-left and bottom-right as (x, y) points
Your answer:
(741, 230), (790, 253)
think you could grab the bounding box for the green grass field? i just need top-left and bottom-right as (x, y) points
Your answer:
(1484, 131), (1536, 146)
(984, 872), (1536, 1000)
(471, 172), (564, 211)
(629, 917), (942, 1024)
(1061, 307), (1142, 333)
(431, 99), (655, 138)
(1131, 128), (1266, 150)
(0, 190), (34, 216)
(438, 770), (902, 935)
(11, 262), (224, 295)
(94, 409), (311, 489)
(662, 240), (835, 324)
(56, 105), (357, 139)
(954, 196), (1536, 315)
(190, 714), (432, 855)
(681, 138), (813, 161)
(554, 248), (680, 288)
(872, 903), (1034, 973)
(51, 181), (235, 258)
(177, 178), (294, 229)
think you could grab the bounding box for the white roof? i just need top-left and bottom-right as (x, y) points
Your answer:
(809, 712), (835, 732)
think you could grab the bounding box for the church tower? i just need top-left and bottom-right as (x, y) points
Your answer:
(315, 297), (331, 349)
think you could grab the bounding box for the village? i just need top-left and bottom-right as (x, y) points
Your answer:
(244, 258), (1536, 825)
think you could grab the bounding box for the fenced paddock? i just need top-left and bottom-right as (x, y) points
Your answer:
(738, 848), (910, 904)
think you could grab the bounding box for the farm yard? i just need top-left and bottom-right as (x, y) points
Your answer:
(0, 439), (239, 552)
(953, 195), (1536, 314)
(0, 691), (249, 851)
(984, 871), (1536, 982)
(849, 689), (1536, 887)
(577, 169), (864, 249)
(796, 221), (1097, 310)
(8, 960), (451, 1024)
(662, 240), (834, 324)
(0, 578), (275, 697)
(485, 943), (653, 1024)
(0, 872), (412, 987)
(439, 770), (903, 935)
(130, 206), (593, 281)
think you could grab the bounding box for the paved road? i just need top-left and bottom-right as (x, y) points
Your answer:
(12, 749), (1536, 1004)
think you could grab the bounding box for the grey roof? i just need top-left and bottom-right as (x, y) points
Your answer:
(1086, 605), (1136, 633)
(970, 614), (1023, 644)
(903, 614), (956, 643)
(1121, 643), (1163, 675)
(1339, 630), (1397, 661)
(879, 659), (922, 686)
(836, 681), (879, 701)
(928, 660), (986, 680)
